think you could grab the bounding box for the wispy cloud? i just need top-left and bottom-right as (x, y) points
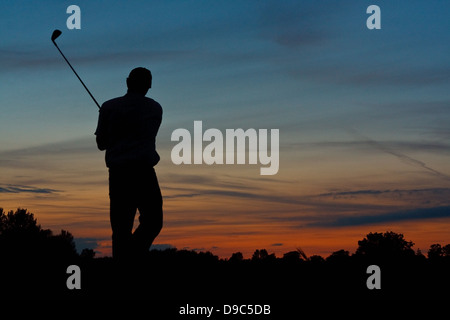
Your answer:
(0, 137), (97, 171)
(74, 237), (101, 253)
(151, 244), (176, 251)
(348, 130), (450, 182)
(287, 63), (450, 87)
(165, 187), (402, 217)
(0, 48), (192, 73)
(0, 137), (95, 157)
(258, 0), (349, 48)
(0, 184), (59, 194)
(308, 205), (450, 228)
(255, 187), (450, 229)
(344, 66), (450, 87)
(271, 243), (284, 247)
(316, 188), (450, 199)
(298, 140), (450, 155)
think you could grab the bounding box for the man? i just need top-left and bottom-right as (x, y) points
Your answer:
(95, 67), (163, 260)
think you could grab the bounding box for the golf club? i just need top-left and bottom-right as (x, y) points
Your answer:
(51, 29), (100, 109)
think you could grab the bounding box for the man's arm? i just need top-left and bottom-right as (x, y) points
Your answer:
(96, 135), (107, 151)
(95, 107), (108, 151)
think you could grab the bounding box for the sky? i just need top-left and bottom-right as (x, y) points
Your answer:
(1, 0), (449, 258)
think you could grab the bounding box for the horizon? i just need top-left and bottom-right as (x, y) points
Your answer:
(1, 207), (442, 260)
(1, 1), (450, 260)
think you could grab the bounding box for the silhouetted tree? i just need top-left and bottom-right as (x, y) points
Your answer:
(309, 255), (325, 263)
(229, 252), (243, 262)
(428, 243), (443, 259)
(0, 208), (78, 261)
(252, 249), (265, 261)
(427, 243), (450, 260)
(251, 249), (276, 262)
(197, 250), (219, 263)
(326, 249), (350, 263)
(46, 229), (78, 260)
(80, 248), (96, 259)
(0, 208), (43, 258)
(443, 244), (450, 257)
(415, 248), (426, 261)
(282, 248), (308, 262)
(0, 207), (41, 236)
(283, 250), (301, 263)
(355, 231), (415, 259)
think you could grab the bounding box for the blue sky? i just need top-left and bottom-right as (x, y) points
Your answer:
(1, 1), (449, 257)
(2, 1), (449, 146)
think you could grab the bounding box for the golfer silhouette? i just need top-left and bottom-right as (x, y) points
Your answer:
(95, 67), (163, 260)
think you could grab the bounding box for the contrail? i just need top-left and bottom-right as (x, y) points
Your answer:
(348, 128), (450, 182)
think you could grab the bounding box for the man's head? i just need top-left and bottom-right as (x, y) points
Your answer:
(127, 67), (152, 95)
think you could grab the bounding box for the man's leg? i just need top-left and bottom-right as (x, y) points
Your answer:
(109, 168), (138, 260)
(133, 168), (163, 256)
(110, 200), (137, 260)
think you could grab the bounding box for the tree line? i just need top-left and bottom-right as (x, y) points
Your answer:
(1, 207), (450, 300)
(1, 207), (450, 262)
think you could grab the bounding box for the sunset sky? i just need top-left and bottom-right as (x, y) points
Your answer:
(1, 0), (449, 258)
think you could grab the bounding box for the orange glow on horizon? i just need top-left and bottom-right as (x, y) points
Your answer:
(1, 143), (450, 260)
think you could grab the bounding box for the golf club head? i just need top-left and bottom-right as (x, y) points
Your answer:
(51, 29), (62, 43)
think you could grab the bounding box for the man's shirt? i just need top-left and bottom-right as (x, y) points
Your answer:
(95, 92), (162, 168)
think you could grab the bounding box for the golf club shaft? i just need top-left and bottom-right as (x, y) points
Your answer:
(53, 42), (100, 109)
